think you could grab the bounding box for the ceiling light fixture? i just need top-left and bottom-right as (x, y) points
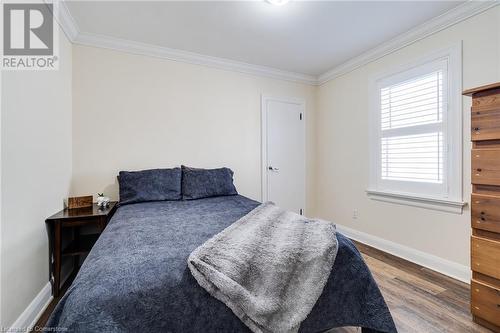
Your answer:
(266, 0), (290, 6)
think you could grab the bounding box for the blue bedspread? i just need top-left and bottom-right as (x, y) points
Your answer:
(47, 195), (396, 333)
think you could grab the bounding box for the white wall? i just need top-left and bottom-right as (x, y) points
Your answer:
(314, 7), (500, 268)
(0, 34), (73, 327)
(71, 45), (317, 210)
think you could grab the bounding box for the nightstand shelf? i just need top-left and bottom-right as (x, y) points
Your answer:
(62, 234), (99, 257)
(46, 202), (117, 296)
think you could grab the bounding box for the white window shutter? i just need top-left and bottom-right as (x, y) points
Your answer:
(380, 70), (444, 184)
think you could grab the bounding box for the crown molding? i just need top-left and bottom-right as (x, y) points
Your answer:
(317, 1), (499, 85)
(56, 0), (499, 86)
(56, 1), (316, 84)
(73, 32), (318, 85)
(47, 0), (79, 42)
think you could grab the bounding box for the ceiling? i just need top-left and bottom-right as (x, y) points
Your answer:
(65, 1), (465, 77)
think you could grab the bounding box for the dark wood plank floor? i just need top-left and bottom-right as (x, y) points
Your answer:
(36, 241), (490, 332)
(330, 241), (491, 333)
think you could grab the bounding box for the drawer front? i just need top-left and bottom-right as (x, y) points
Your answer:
(61, 218), (100, 228)
(471, 280), (500, 327)
(471, 107), (500, 141)
(472, 149), (500, 186)
(471, 236), (500, 280)
(472, 194), (500, 233)
(473, 92), (500, 110)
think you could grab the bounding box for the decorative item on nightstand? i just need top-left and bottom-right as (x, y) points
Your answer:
(463, 82), (500, 333)
(67, 195), (93, 209)
(97, 193), (110, 208)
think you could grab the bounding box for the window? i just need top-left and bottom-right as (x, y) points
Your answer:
(368, 46), (464, 213)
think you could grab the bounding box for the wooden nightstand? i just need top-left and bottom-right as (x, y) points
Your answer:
(45, 202), (117, 296)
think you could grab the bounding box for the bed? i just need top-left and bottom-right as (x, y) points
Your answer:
(47, 195), (396, 333)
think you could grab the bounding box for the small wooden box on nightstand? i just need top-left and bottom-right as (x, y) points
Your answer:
(45, 202), (117, 296)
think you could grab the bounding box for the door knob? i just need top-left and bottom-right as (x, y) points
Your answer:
(268, 166), (280, 171)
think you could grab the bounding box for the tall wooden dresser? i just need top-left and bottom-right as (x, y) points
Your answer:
(464, 82), (500, 333)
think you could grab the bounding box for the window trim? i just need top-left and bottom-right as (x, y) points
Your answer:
(367, 43), (465, 213)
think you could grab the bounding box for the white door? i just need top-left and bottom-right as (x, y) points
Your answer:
(262, 96), (305, 214)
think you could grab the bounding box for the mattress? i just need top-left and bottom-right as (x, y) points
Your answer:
(47, 195), (396, 333)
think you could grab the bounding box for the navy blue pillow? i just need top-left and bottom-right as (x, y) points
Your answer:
(181, 166), (238, 200)
(118, 168), (182, 205)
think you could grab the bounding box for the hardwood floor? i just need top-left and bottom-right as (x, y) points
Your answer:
(36, 241), (491, 332)
(329, 241), (491, 333)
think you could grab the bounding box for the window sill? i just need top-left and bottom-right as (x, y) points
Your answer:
(366, 190), (467, 214)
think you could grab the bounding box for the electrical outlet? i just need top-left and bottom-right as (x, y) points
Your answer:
(352, 209), (359, 220)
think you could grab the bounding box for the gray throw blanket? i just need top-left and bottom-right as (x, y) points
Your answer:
(188, 202), (339, 333)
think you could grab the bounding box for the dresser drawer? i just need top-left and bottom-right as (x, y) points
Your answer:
(471, 236), (500, 280)
(473, 91), (500, 110)
(472, 194), (500, 233)
(471, 280), (500, 327)
(472, 107), (500, 141)
(472, 149), (500, 186)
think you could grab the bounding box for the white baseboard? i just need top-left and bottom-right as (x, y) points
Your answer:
(8, 282), (52, 332)
(336, 224), (471, 284)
